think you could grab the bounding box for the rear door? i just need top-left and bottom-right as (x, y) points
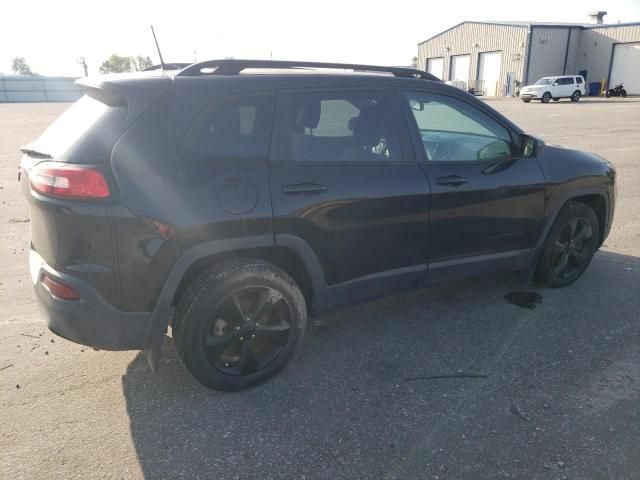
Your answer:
(400, 89), (545, 281)
(269, 88), (431, 307)
(557, 77), (574, 97)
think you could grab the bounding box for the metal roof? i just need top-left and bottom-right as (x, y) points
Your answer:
(419, 20), (640, 45)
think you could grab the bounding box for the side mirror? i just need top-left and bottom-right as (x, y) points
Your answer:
(552, 81), (559, 86)
(409, 99), (424, 111)
(521, 134), (541, 157)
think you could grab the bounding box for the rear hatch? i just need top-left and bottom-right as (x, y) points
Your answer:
(20, 73), (171, 307)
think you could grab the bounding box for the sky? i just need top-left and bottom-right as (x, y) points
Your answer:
(1, 0), (639, 77)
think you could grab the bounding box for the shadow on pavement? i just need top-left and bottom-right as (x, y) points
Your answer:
(122, 250), (640, 479)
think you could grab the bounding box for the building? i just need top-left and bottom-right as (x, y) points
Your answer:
(417, 12), (640, 96)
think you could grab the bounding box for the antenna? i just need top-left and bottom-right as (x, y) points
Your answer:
(150, 25), (166, 70)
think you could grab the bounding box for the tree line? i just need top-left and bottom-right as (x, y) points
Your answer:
(8, 54), (154, 75)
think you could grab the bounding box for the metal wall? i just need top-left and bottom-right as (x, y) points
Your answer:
(563, 28), (582, 75)
(575, 24), (640, 87)
(526, 27), (571, 83)
(418, 22), (529, 96)
(0, 76), (82, 103)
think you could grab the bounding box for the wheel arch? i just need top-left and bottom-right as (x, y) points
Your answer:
(170, 245), (316, 317)
(143, 234), (326, 371)
(526, 188), (609, 280)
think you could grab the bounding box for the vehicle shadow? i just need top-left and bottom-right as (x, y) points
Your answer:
(122, 249), (640, 479)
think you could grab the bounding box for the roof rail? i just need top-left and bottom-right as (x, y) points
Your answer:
(176, 59), (440, 81)
(143, 63), (192, 71)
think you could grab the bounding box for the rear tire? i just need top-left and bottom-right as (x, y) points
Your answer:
(541, 92), (552, 103)
(553, 98), (560, 102)
(605, 91), (611, 98)
(535, 201), (599, 288)
(521, 99), (531, 103)
(173, 258), (307, 390)
(571, 90), (581, 102)
(621, 89), (627, 98)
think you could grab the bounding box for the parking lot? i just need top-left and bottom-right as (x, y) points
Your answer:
(1, 97), (639, 480)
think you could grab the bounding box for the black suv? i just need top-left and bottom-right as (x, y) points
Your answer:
(20, 60), (616, 390)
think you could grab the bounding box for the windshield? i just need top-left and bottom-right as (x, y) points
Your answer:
(535, 78), (553, 86)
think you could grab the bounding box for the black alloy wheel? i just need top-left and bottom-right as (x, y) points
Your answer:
(550, 218), (595, 280)
(535, 201), (600, 287)
(204, 286), (292, 376)
(173, 258), (307, 390)
(541, 92), (552, 103)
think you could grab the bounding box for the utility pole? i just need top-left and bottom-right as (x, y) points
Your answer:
(77, 57), (88, 77)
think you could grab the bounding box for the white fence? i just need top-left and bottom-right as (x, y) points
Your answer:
(0, 75), (83, 103)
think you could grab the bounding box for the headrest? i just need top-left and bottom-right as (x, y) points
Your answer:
(295, 99), (321, 129)
(352, 106), (384, 138)
(348, 116), (358, 132)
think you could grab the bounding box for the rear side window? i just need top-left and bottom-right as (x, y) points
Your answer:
(272, 90), (401, 162)
(576, 77), (583, 84)
(557, 77), (574, 85)
(181, 91), (274, 161)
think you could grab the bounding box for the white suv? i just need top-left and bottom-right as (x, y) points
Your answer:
(520, 76), (586, 103)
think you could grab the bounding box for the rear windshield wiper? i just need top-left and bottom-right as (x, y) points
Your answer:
(20, 146), (53, 159)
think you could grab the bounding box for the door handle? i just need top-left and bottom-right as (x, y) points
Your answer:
(435, 175), (469, 187)
(282, 182), (328, 194)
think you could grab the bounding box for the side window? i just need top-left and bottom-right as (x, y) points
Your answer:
(559, 77), (573, 85)
(180, 91), (274, 161)
(272, 90), (401, 162)
(403, 91), (515, 162)
(575, 77), (583, 84)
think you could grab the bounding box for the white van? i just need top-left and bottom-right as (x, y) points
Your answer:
(520, 76), (586, 103)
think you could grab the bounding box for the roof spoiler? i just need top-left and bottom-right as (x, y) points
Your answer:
(75, 75), (172, 121)
(76, 78), (127, 107)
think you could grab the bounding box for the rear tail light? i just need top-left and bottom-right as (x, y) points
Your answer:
(30, 162), (110, 199)
(41, 274), (80, 301)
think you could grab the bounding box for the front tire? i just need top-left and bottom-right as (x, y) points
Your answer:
(605, 90), (611, 98)
(541, 92), (552, 103)
(521, 98), (531, 103)
(535, 202), (599, 288)
(571, 90), (581, 102)
(621, 89), (627, 98)
(173, 258), (307, 390)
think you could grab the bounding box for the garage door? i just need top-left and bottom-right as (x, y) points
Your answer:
(610, 42), (640, 95)
(478, 51), (502, 96)
(450, 55), (470, 83)
(427, 57), (444, 80)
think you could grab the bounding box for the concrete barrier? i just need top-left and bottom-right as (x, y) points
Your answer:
(0, 76), (82, 103)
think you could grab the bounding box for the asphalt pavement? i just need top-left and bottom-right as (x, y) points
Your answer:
(1, 97), (639, 480)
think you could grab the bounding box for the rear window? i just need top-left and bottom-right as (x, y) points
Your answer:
(271, 90), (402, 162)
(28, 95), (124, 159)
(180, 91), (274, 161)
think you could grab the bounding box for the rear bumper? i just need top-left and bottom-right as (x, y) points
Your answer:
(31, 249), (152, 350)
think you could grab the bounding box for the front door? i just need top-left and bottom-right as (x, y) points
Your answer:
(269, 88), (431, 308)
(401, 89), (545, 281)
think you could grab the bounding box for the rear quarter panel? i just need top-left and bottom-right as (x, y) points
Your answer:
(110, 78), (274, 311)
